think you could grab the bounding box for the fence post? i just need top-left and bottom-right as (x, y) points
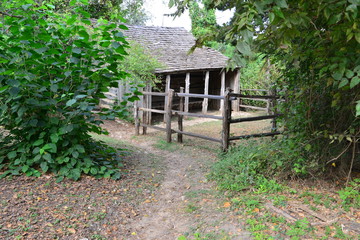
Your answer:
(178, 87), (184, 143)
(142, 91), (147, 135)
(134, 101), (140, 136)
(166, 89), (174, 143)
(270, 87), (277, 133)
(222, 88), (232, 151)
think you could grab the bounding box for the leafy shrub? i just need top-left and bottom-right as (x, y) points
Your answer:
(209, 139), (319, 192)
(0, 0), (141, 180)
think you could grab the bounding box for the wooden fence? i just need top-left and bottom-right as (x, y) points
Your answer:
(134, 88), (281, 151)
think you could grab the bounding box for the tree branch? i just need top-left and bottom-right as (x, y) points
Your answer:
(0, 11), (22, 19)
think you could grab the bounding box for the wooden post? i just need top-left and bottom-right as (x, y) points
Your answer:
(202, 71), (209, 114)
(146, 84), (152, 125)
(165, 89), (174, 143)
(270, 87), (277, 133)
(164, 75), (171, 122)
(222, 88), (232, 151)
(142, 91), (147, 135)
(134, 101), (140, 135)
(185, 73), (190, 113)
(117, 81), (124, 105)
(232, 70), (240, 112)
(178, 87), (184, 143)
(220, 71), (225, 111)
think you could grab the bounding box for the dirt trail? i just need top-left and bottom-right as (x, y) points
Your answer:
(104, 120), (252, 240)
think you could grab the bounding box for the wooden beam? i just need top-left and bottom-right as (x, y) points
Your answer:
(232, 70), (240, 112)
(229, 132), (281, 141)
(202, 71), (209, 114)
(185, 73), (190, 113)
(134, 102), (139, 135)
(220, 71), (225, 111)
(164, 75), (171, 122)
(230, 114), (280, 124)
(138, 108), (166, 114)
(222, 88), (231, 151)
(172, 129), (222, 143)
(165, 89), (174, 143)
(142, 92), (167, 96)
(147, 84), (152, 125)
(172, 111), (223, 120)
(178, 87), (184, 143)
(176, 93), (225, 100)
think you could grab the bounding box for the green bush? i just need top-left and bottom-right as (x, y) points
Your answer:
(0, 0), (141, 180)
(209, 139), (319, 192)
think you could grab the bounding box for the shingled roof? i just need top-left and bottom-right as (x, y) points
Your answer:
(124, 25), (229, 74)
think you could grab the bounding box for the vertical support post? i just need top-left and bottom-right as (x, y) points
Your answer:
(147, 84), (152, 125)
(164, 75), (171, 122)
(117, 81), (124, 105)
(166, 89), (174, 143)
(270, 87), (277, 133)
(220, 71), (226, 111)
(134, 101), (140, 136)
(266, 91), (271, 115)
(222, 88), (232, 151)
(178, 87), (184, 143)
(232, 70), (240, 112)
(202, 71), (209, 114)
(142, 91), (147, 135)
(185, 73), (190, 113)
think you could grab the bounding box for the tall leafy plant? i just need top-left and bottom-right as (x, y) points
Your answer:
(0, 0), (140, 180)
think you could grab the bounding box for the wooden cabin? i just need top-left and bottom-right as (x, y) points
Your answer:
(113, 25), (240, 113)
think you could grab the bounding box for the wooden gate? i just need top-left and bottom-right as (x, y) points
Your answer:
(134, 88), (281, 151)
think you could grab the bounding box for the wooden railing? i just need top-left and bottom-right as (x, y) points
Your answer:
(134, 88), (281, 151)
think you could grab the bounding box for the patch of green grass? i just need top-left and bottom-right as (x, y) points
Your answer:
(185, 203), (199, 213)
(153, 139), (179, 151)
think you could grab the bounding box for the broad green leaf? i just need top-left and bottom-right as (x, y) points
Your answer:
(355, 33), (360, 44)
(332, 71), (343, 81)
(345, 69), (354, 79)
(33, 139), (44, 147)
(40, 162), (49, 172)
(356, 101), (360, 117)
(0, 86), (9, 93)
(275, 0), (288, 8)
(22, 165), (29, 173)
(50, 133), (59, 143)
(66, 99), (76, 107)
(350, 76), (360, 89)
(72, 48), (82, 54)
(7, 151), (17, 159)
(338, 78), (349, 88)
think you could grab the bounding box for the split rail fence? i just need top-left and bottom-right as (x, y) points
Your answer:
(134, 87), (281, 151)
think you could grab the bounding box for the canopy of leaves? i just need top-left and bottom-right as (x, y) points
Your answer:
(37, 0), (149, 24)
(171, 0), (360, 176)
(0, 0), (141, 181)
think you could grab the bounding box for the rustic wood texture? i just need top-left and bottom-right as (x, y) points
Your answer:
(172, 129), (222, 143)
(220, 71), (225, 111)
(177, 87), (184, 143)
(134, 101), (140, 136)
(185, 73), (190, 113)
(222, 88), (231, 151)
(202, 71), (209, 114)
(165, 89), (174, 143)
(230, 114), (280, 124)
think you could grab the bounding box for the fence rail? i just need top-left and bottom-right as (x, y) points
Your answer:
(135, 87), (281, 151)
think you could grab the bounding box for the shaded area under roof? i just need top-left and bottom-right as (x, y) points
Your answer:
(124, 25), (229, 74)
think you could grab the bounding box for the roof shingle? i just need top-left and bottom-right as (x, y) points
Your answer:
(124, 25), (229, 73)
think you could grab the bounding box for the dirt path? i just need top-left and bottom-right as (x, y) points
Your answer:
(104, 120), (252, 240)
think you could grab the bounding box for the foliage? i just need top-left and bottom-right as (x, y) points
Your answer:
(171, 0), (360, 177)
(188, 1), (216, 40)
(40, 0), (149, 24)
(119, 41), (163, 86)
(209, 140), (300, 192)
(337, 178), (360, 211)
(0, 0), (141, 180)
